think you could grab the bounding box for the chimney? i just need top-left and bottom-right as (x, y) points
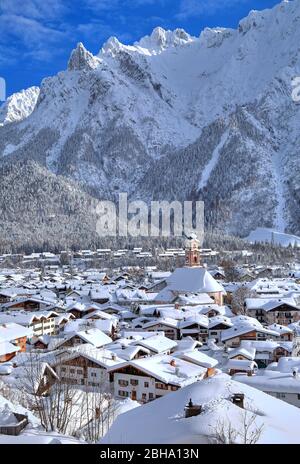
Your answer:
(231, 393), (245, 409)
(185, 398), (202, 418)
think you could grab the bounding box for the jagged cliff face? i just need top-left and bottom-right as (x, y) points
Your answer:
(0, 0), (300, 247)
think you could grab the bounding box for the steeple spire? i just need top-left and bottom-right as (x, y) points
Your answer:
(185, 233), (201, 267)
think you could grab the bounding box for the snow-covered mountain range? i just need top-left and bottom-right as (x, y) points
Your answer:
(1, 0), (300, 248)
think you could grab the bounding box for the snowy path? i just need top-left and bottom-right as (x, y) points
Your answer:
(272, 150), (286, 233)
(198, 131), (228, 190)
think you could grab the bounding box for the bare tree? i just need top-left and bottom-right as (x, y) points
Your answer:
(210, 409), (264, 444)
(76, 387), (118, 443)
(220, 259), (240, 282)
(231, 287), (255, 315)
(209, 418), (239, 444)
(72, 359), (118, 443)
(239, 409), (264, 444)
(16, 351), (79, 435)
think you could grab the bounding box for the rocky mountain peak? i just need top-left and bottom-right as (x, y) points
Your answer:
(68, 42), (100, 71)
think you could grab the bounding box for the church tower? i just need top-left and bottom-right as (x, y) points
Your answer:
(185, 234), (201, 267)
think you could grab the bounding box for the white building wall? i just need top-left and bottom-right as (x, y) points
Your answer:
(87, 366), (109, 387)
(114, 373), (156, 402)
(264, 390), (300, 408)
(114, 373), (178, 402)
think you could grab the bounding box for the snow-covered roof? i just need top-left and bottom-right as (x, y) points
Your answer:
(179, 350), (218, 368)
(0, 322), (32, 342)
(228, 346), (256, 360)
(113, 354), (207, 387)
(102, 373), (300, 444)
(240, 340), (293, 353)
(267, 323), (293, 335)
(198, 304), (233, 317)
(0, 341), (20, 356)
(246, 297), (299, 312)
(164, 267), (225, 294)
(221, 317), (277, 342)
(57, 346), (123, 369)
(135, 334), (177, 354)
(112, 345), (151, 361)
(143, 317), (179, 330)
(208, 315), (233, 329)
(226, 359), (257, 371)
(177, 293), (215, 305)
(0, 311), (58, 326)
(234, 370), (300, 394)
(179, 314), (209, 329)
(58, 328), (112, 348)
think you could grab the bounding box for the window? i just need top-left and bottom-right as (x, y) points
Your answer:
(276, 393), (286, 399)
(61, 367), (66, 372)
(130, 379), (138, 386)
(210, 331), (218, 335)
(149, 393), (154, 399)
(118, 379), (128, 387)
(142, 393), (147, 400)
(297, 394), (300, 400)
(119, 390), (129, 397)
(77, 369), (82, 375)
(70, 368), (75, 374)
(155, 382), (168, 390)
(144, 382), (149, 388)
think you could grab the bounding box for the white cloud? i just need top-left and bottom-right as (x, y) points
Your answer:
(0, 14), (65, 45)
(0, 12), (68, 62)
(86, 0), (164, 13)
(0, 0), (66, 20)
(176, 0), (250, 20)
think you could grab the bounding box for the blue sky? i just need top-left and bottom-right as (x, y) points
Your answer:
(0, 0), (280, 96)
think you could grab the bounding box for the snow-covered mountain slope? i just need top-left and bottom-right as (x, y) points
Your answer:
(0, 160), (104, 250)
(0, 0), (300, 244)
(0, 87), (39, 126)
(246, 227), (300, 247)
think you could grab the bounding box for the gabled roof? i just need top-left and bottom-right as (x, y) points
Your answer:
(112, 345), (151, 361)
(179, 314), (209, 329)
(221, 317), (278, 342)
(165, 267), (225, 294)
(110, 354), (207, 386)
(0, 341), (20, 356)
(143, 317), (179, 330)
(0, 322), (32, 342)
(226, 359), (257, 370)
(228, 346), (256, 360)
(57, 328), (112, 348)
(246, 297), (300, 312)
(57, 346), (123, 369)
(267, 324), (293, 335)
(0, 311), (59, 326)
(134, 334), (177, 354)
(234, 370), (300, 394)
(208, 315), (233, 329)
(179, 350), (218, 368)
